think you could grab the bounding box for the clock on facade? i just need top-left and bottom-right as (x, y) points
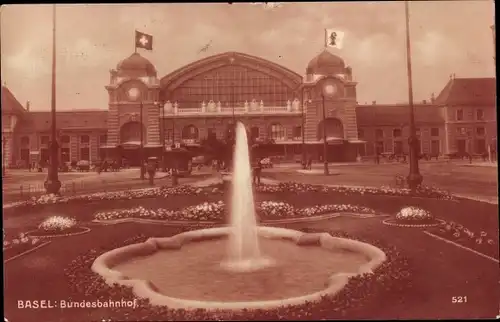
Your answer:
(127, 87), (141, 101)
(323, 82), (338, 97)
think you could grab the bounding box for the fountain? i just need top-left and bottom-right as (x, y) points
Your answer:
(223, 122), (273, 272)
(91, 122), (387, 311)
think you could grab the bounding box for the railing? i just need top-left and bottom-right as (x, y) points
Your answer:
(163, 99), (303, 116)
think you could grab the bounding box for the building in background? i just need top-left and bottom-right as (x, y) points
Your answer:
(1, 50), (496, 167)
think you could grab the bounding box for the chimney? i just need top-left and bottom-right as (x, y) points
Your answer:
(422, 100), (427, 104)
(26, 101), (30, 111)
(372, 101), (376, 105)
(431, 93), (435, 103)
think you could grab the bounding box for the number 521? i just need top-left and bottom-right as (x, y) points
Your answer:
(452, 296), (467, 303)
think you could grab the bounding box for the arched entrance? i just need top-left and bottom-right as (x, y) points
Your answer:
(316, 118), (346, 162)
(119, 121), (147, 166)
(317, 118), (344, 141)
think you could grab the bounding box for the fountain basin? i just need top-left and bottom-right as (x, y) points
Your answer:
(91, 226), (386, 311)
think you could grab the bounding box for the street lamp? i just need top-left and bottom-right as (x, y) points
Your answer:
(158, 100), (166, 172)
(44, 4), (61, 195)
(139, 100), (145, 180)
(2, 137), (6, 177)
(404, 1), (423, 191)
(301, 87), (306, 169)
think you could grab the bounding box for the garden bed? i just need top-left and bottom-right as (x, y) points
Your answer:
(3, 233), (49, 262)
(64, 229), (413, 321)
(26, 226), (91, 238)
(93, 202), (378, 223)
(425, 221), (499, 260)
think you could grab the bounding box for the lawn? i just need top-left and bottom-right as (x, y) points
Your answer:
(3, 187), (498, 321)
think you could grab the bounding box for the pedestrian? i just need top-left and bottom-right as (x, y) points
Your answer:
(147, 160), (157, 186)
(307, 156), (313, 170)
(375, 152), (380, 164)
(254, 157), (263, 185)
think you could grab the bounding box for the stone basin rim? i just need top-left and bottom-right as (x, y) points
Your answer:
(91, 226), (387, 311)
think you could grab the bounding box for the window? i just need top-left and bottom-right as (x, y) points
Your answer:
(476, 127), (485, 136)
(80, 135), (90, 144)
(476, 109), (484, 121)
(269, 123), (285, 141)
(475, 139), (486, 154)
(182, 125), (199, 140)
(415, 128), (421, 137)
(80, 147), (90, 161)
(99, 134), (107, 145)
(456, 109), (464, 121)
(207, 128), (217, 141)
(61, 135), (70, 144)
(375, 141), (384, 154)
(250, 127), (260, 140)
(430, 140), (440, 155)
(431, 128), (439, 137)
(20, 136), (30, 146)
(165, 129), (173, 142)
(375, 129), (384, 139)
(357, 129), (364, 139)
(394, 141), (404, 154)
(292, 126), (302, 140)
(41, 136), (50, 145)
(392, 129), (402, 138)
(456, 127), (467, 135)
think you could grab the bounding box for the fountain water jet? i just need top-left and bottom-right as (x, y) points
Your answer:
(222, 122), (273, 272)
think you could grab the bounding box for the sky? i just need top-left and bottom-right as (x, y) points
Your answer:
(0, 1), (496, 111)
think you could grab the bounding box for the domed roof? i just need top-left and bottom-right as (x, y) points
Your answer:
(116, 53), (157, 77)
(306, 49), (345, 76)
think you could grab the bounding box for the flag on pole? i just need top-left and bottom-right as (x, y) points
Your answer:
(135, 31), (153, 51)
(325, 29), (345, 49)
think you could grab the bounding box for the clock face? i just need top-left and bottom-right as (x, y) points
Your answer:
(323, 83), (338, 96)
(127, 87), (140, 101)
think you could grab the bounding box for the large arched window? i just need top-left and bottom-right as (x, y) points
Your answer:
(120, 121), (146, 144)
(317, 118), (344, 141)
(181, 125), (199, 140)
(269, 123), (285, 141)
(169, 65), (295, 109)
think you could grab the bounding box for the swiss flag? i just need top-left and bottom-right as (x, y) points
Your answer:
(135, 31), (153, 50)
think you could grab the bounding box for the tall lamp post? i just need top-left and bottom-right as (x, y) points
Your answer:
(301, 87), (306, 169)
(404, 1), (423, 191)
(491, 25), (496, 62)
(44, 4), (61, 194)
(139, 101), (145, 180)
(321, 94), (329, 175)
(2, 137), (6, 177)
(159, 100), (166, 171)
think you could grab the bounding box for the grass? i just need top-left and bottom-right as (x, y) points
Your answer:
(3, 189), (499, 321)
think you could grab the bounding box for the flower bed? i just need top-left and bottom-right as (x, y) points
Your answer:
(64, 229), (413, 321)
(5, 185), (207, 209)
(27, 216), (89, 238)
(255, 182), (455, 200)
(426, 220), (498, 260)
(3, 232), (45, 261)
(4, 181), (456, 212)
(94, 202), (378, 222)
(395, 207), (435, 224)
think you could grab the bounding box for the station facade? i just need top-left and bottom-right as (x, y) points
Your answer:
(1, 49), (497, 167)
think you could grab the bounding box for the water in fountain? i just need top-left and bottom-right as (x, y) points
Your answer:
(222, 122), (273, 272)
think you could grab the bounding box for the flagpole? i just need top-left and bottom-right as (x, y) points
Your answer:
(44, 3), (61, 194)
(134, 29), (137, 54)
(404, 0), (423, 192)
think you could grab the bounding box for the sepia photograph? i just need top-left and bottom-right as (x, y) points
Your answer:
(1, 1), (497, 321)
